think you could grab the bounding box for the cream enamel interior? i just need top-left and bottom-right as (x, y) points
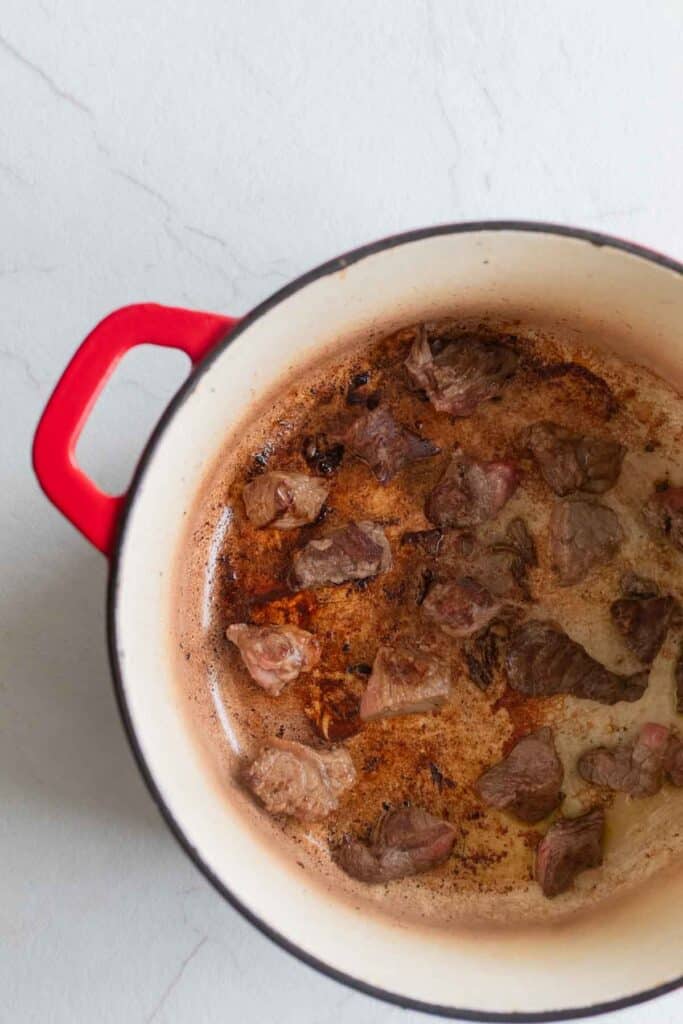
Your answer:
(112, 228), (683, 1017)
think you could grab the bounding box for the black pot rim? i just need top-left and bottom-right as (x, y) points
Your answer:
(106, 220), (683, 1022)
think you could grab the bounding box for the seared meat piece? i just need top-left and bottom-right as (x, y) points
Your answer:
(620, 571), (659, 598)
(342, 407), (439, 484)
(292, 522), (392, 589)
(535, 808), (605, 898)
(227, 623), (320, 694)
(360, 645), (450, 721)
(422, 577), (501, 638)
(506, 620), (649, 705)
(676, 644), (683, 715)
(610, 577), (678, 663)
(475, 727), (563, 823)
(426, 449), (519, 529)
(439, 520), (536, 602)
(578, 722), (675, 797)
(550, 498), (623, 585)
(423, 521), (535, 642)
(246, 739), (355, 821)
(335, 805), (457, 883)
(524, 421), (625, 496)
(405, 330), (518, 416)
(243, 470), (328, 529)
(643, 486), (683, 552)
(464, 615), (520, 691)
(504, 517), (538, 568)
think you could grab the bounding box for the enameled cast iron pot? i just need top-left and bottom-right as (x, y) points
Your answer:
(33, 223), (683, 1021)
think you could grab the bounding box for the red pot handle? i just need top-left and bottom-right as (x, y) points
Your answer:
(33, 303), (238, 557)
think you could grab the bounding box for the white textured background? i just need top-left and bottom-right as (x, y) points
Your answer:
(1, 2), (682, 1022)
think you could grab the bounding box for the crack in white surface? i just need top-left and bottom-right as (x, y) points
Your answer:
(472, 72), (503, 127)
(423, 0), (461, 158)
(111, 169), (174, 213)
(183, 224), (229, 248)
(145, 936), (208, 1023)
(164, 223), (238, 293)
(0, 31), (92, 115)
(184, 224), (290, 283)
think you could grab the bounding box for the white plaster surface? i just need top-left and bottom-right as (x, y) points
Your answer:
(1, 2), (681, 1021)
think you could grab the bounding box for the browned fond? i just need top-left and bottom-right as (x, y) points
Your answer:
(173, 319), (683, 928)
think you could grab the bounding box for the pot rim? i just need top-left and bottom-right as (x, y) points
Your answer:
(106, 220), (683, 1022)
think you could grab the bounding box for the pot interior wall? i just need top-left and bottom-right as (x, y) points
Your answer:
(112, 228), (683, 1017)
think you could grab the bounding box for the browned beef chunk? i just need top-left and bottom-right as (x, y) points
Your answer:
(535, 808), (604, 898)
(342, 406), (439, 484)
(335, 805), (457, 883)
(506, 620), (649, 705)
(475, 728), (563, 822)
(677, 645), (683, 715)
(226, 623), (320, 695)
(620, 571), (659, 598)
(524, 421), (625, 496)
(243, 470), (328, 529)
(426, 449), (519, 529)
(643, 486), (683, 552)
(292, 522), (392, 589)
(405, 330), (518, 416)
(504, 517), (538, 568)
(422, 577), (501, 638)
(463, 614), (520, 691)
(550, 498), (623, 585)
(246, 739), (356, 821)
(360, 645), (450, 721)
(578, 722), (676, 797)
(610, 578), (678, 663)
(439, 520), (536, 602)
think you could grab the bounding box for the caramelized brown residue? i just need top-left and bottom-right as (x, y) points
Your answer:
(175, 317), (683, 922)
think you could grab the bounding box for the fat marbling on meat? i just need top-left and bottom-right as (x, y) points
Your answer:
(550, 497), (623, 585)
(523, 421), (625, 496)
(292, 521), (392, 589)
(643, 485), (683, 553)
(405, 329), (519, 416)
(246, 739), (356, 821)
(360, 645), (451, 721)
(342, 406), (439, 484)
(579, 722), (683, 796)
(610, 575), (678, 665)
(506, 620), (649, 705)
(243, 470), (328, 529)
(426, 449), (519, 529)
(535, 808), (605, 898)
(335, 805), (458, 883)
(226, 623), (320, 695)
(475, 727), (564, 823)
